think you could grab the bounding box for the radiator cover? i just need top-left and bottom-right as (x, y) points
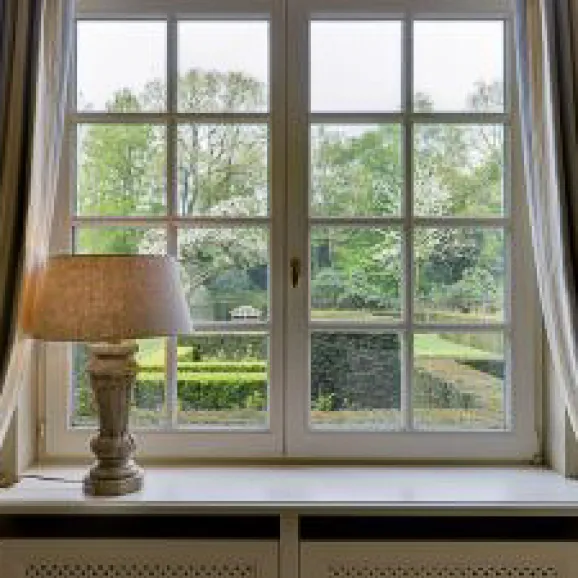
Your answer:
(300, 542), (577, 578)
(0, 540), (278, 578)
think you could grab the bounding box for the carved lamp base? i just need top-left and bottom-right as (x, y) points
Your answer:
(84, 342), (143, 497)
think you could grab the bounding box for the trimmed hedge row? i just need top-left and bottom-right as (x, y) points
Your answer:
(76, 332), (501, 423)
(310, 333), (402, 410)
(413, 367), (479, 410)
(138, 371), (266, 383)
(179, 334), (268, 361)
(139, 361), (266, 373)
(134, 372), (268, 412)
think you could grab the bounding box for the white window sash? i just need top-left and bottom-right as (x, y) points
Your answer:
(42, 0), (540, 461)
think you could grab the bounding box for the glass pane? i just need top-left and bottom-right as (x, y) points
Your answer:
(311, 125), (402, 216)
(74, 227), (167, 255)
(77, 124), (166, 216)
(414, 21), (504, 112)
(178, 227), (269, 323)
(311, 228), (402, 321)
(414, 125), (504, 216)
(178, 21), (269, 112)
(414, 228), (505, 323)
(71, 338), (167, 429)
(71, 225), (168, 429)
(311, 21), (402, 112)
(310, 332), (402, 430)
(413, 332), (505, 430)
(177, 333), (268, 428)
(77, 21), (166, 112)
(178, 124), (268, 216)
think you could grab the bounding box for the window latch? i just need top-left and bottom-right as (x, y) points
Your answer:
(290, 257), (301, 288)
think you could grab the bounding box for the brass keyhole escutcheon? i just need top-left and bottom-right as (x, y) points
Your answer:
(290, 257), (301, 288)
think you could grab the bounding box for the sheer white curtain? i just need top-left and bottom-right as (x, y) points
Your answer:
(0, 0), (74, 447)
(515, 0), (578, 433)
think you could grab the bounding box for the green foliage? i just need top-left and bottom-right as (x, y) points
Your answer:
(74, 382), (94, 419)
(414, 332), (499, 360)
(178, 68), (266, 113)
(176, 372), (267, 411)
(438, 332), (503, 356)
(310, 333), (402, 411)
(78, 70), (506, 320)
(140, 361), (266, 373)
(74, 66), (508, 429)
(77, 121), (165, 219)
(179, 334), (267, 361)
(414, 367), (480, 410)
(133, 377), (164, 412)
(311, 392), (336, 412)
(461, 359), (504, 380)
(311, 125), (402, 216)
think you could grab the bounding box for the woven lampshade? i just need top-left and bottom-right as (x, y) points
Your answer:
(23, 254), (192, 342)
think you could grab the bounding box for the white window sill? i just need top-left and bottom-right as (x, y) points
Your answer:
(1, 466), (578, 515)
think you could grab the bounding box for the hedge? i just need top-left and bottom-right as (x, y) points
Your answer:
(139, 361), (266, 373)
(413, 367), (479, 410)
(134, 372), (267, 412)
(178, 334), (267, 361)
(310, 333), (402, 410)
(75, 331), (502, 425)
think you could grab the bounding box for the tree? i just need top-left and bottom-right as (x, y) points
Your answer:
(311, 125), (402, 217)
(309, 81), (505, 317)
(412, 82), (505, 316)
(79, 72), (505, 321)
(178, 69), (267, 216)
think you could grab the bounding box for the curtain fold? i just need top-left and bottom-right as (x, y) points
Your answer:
(0, 0), (43, 385)
(0, 0), (74, 448)
(515, 0), (578, 432)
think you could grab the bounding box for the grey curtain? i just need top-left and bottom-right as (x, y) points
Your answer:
(0, 1), (73, 450)
(0, 0), (43, 385)
(516, 0), (578, 431)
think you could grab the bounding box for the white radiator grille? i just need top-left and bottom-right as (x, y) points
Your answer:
(1, 540), (278, 578)
(24, 562), (256, 578)
(327, 563), (559, 577)
(301, 542), (575, 578)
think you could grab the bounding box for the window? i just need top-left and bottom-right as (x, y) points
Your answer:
(44, 0), (540, 460)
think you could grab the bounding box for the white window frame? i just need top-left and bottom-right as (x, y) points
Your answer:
(284, 0), (540, 460)
(41, 0), (541, 461)
(43, 0), (287, 459)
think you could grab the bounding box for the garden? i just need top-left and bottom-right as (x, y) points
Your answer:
(73, 65), (507, 431)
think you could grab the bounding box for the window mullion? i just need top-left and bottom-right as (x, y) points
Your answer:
(402, 16), (414, 432)
(166, 15), (178, 430)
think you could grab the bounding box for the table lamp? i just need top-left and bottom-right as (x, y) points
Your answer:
(23, 255), (192, 496)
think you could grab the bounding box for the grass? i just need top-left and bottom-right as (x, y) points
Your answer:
(138, 345), (204, 367)
(311, 408), (504, 430)
(138, 333), (499, 370)
(414, 334), (500, 360)
(76, 316), (503, 430)
(75, 408), (503, 430)
(311, 309), (399, 321)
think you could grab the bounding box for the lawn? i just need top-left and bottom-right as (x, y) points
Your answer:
(414, 334), (500, 360)
(135, 333), (499, 370)
(74, 329), (503, 430)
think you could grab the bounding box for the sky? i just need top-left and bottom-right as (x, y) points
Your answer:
(76, 19), (503, 112)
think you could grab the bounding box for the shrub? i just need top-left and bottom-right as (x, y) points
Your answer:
(135, 371), (267, 411)
(133, 376), (164, 411)
(413, 367), (479, 410)
(441, 331), (503, 356)
(461, 358), (504, 379)
(178, 334), (267, 361)
(310, 333), (401, 410)
(139, 361), (266, 373)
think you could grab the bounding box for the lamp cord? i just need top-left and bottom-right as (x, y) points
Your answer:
(21, 474), (82, 484)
